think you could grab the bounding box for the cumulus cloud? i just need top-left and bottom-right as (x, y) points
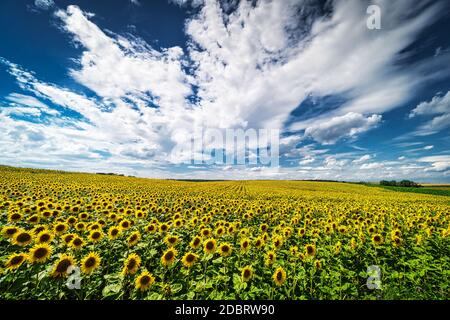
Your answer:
(409, 91), (450, 134)
(304, 112), (381, 145)
(418, 155), (450, 172)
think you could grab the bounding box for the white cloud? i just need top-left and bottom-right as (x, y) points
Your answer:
(34, 0), (54, 10)
(360, 162), (385, 170)
(418, 155), (450, 172)
(398, 156), (406, 160)
(423, 145), (434, 150)
(409, 91), (450, 135)
(353, 154), (372, 164)
(304, 112), (381, 145)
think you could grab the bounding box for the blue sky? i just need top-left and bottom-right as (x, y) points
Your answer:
(0, 0), (449, 182)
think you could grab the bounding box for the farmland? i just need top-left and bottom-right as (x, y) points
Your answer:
(0, 166), (449, 300)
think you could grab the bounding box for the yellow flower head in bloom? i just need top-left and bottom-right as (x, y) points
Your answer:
(265, 250), (276, 266)
(219, 242), (233, 257)
(164, 234), (179, 247)
(161, 248), (177, 267)
(127, 231), (141, 247)
(190, 236), (202, 249)
(273, 267), (287, 286)
(372, 234), (383, 246)
(305, 244), (316, 257)
(241, 265), (253, 282)
(5, 253), (27, 271)
(108, 226), (121, 240)
(314, 259), (322, 269)
(69, 236), (84, 250)
(81, 252), (101, 275)
(28, 243), (53, 264)
(88, 230), (104, 243)
(12, 230), (33, 246)
(53, 222), (68, 235)
(240, 238), (251, 253)
(2, 226), (20, 239)
(254, 237), (264, 249)
(135, 271), (155, 292)
(181, 252), (198, 268)
(51, 254), (76, 278)
(203, 238), (217, 254)
(62, 233), (76, 246)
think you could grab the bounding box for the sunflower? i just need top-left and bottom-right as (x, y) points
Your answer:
(1, 226), (19, 239)
(334, 241), (342, 255)
(27, 214), (40, 224)
(123, 253), (141, 275)
(53, 222), (69, 235)
(272, 267), (287, 286)
(159, 223), (169, 233)
(51, 254), (76, 278)
(190, 236), (202, 249)
(5, 253), (27, 271)
(265, 250), (276, 266)
(305, 244), (316, 257)
(145, 223), (157, 233)
(254, 237), (264, 249)
(127, 231), (141, 247)
(240, 238), (251, 253)
(8, 212), (22, 223)
(119, 219), (131, 230)
(215, 226), (225, 237)
(289, 246), (299, 256)
(12, 230), (33, 246)
(314, 259), (322, 269)
(62, 233), (76, 246)
(75, 222), (86, 231)
(108, 226), (121, 240)
(372, 234), (383, 245)
(135, 271), (155, 292)
(272, 236), (283, 250)
(200, 228), (212, 238)
(215, 243), (231, 258)
(203, 238), (217, 254)
(69, 236), (84, 250)
(31, 225), (47, 235)
(28, 243), (53, 264)
(241, 265), (253, 282)
(181, 252), (198, 268)
(81, 252), (101, 274)
(88, 230), (104, 243)
(161, 248), (177, 267)
(392, 236), (402, 247)
(298, 228), (306, 237)
(164, 234), (179, 247)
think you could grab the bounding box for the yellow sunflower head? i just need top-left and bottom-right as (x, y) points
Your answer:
(219, 243), (232, 257)
(127, 231), (141, 247)
(2, 226), (20, 239)
(5, 253), (27, 271)
(88, 230), (104, 243)
(241, 265), (253, 282)
(273, 267), (287, 286)
(372, 234), (383, 245)
(28, 243), (53, 264)
(108, 226), (121, 240)
(203, 238), (217, 254)
(53, 222), (68, 235)
(69, 236), (84, 250)
(122, 253), (141, 275)
(161, 248), (177, 267)
(305, 244), (316, 257)
(81, 252), (101, 274)
(164, 234), (179, 247)
(12, 230), (33, 247)
(51, 254), (76, 278)
(265, 250), (276, 266)
(240, 238), (251, 253)
(135, 271), (155, 292)
(181, 252), (198, 268)
(190, 236), (202, 249)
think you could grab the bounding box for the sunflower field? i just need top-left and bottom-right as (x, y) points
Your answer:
(0, 166), (449, 300)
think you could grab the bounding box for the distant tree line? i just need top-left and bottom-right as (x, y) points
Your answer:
(379, 180), (421, 188)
